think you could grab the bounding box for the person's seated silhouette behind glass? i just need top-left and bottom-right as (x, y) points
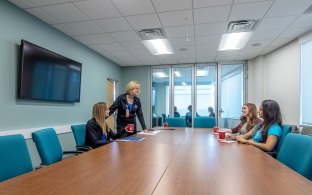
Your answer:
(174, 106), (180, 117)
(185, 105), (200, 127)
(208, 107), (216, 117)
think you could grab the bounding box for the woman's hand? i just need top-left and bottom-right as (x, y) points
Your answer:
(236, 136), (248, 144)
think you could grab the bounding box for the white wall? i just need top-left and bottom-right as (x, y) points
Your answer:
(248, 40), (300, 125)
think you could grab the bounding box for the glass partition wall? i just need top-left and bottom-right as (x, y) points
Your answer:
(151, 63), (245, 128)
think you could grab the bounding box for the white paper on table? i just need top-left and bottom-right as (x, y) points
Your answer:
(138, 130), (161, 135)
(219, 140), (237, 143)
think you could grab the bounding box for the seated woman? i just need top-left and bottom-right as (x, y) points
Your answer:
(85, 102), (127, 148)
(174, 106), (180, 117)
(231, 103), (262, 135)
(208, 107), (215, 117)
(236, 100), (282, 152)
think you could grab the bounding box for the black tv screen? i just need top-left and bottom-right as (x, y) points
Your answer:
(18, 40), (82, 102)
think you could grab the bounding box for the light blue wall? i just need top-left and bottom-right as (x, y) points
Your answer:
(0, 1), (123, 167)
(0, 1), (122, 131)
(121, 66), (151, 130)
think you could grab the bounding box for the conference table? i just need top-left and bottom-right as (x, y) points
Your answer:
(0, 128), (311, 195)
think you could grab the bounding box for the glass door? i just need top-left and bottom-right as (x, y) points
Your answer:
(218, 63), (245, 128)
(194, 64), (217, 128)
(151, 67), (170, 127)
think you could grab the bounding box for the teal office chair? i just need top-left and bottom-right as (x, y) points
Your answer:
(277, 133), (312, 181)
(71, 124), (92, 152)
(268, 124), (294, 158)
(194, 117), (216, 128)
(0, 134), (33, 182)
(166, 117), (185, 127)
(32, 128), (82, 166)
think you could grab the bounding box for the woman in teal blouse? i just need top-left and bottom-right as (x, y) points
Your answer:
(236, 100), (282, 152)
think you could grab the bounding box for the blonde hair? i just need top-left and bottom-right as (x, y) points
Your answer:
(125, 80), (141, 94)
(92, 102), (108, 135)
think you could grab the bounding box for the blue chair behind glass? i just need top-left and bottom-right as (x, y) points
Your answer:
(0, 134), (33, 182)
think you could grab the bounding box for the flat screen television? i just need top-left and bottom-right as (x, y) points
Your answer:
(18, 40), (82, 102)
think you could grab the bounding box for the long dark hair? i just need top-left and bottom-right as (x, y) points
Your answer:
(258, 100), (282, 141)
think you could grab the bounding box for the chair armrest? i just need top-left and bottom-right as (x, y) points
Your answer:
(63, 150), (84, 155)
(267, 151), (278, 158)
(76, 146), (93, 151)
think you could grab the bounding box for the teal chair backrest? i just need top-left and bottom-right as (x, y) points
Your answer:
(277, 133), (312, 181)
(166, 117), (185, 127)
(0, 134), (33, 182)
(274, 124), (293, 153)
(32, 128), (63, 166)
(71, 124), (86, 146)
(194, 117), (216, 128)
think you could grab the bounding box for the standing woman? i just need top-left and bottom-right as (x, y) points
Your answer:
(85, 102), (126, 148)
(236, 100), (283, 152)
(231, 103), (262, 135)
(109, 81), (147, 134)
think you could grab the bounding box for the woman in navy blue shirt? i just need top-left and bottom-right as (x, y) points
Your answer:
(109, 81), (147, 134)
(85, 102), (126, 148)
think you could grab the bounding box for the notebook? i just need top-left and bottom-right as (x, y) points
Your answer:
(115, 136), (144, 142)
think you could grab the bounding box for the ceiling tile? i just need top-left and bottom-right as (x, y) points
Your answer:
(98, 43), (125, 51)
(73, 35), (94, 45)
(257, 16), (297, 31)
(84, 33), (116, 44)
(109, 31), (140, 42)
(194, 5), (231, 24)
(158, 10), (193, 27)
(234, 0), (268, 3)
(66, 21), (104, 35)
(251, 29), (283, 41)
(29, 0), (69, 6)
(112, 50), (133, 58)
(193, 0), (233, 8)
(129, 49), (151, 56)
(165, 25), (195, 38)
(26, 7), (60, 24)
(126, 14), (162, 30)
(196, 44), (219, 52)
(169, 37), (195, 46)
(229, 1), (273, 21)
(53, 23), (80, 36)
(121, 41), (147, 50)
(41, 3), (89, 23)
(74, 0), (120, 19)
(9, 0), (36, 9)
(195, 35), (221, 45)
(266, 0), (312, 17)
(195, 22), (226, 36)
(136, 56), (160, 65)
(95, 17), (132, 33)
(289, 14), (312, 28)
(279, 27), (311, 39)
(111, 0), (155, 16)
(152, 0), (192, 12)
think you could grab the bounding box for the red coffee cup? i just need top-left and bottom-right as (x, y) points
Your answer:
(164, 122), (168, 127)
(126, 124), (134, 132)
(218, 130), (226, 140)
(213, 126), (219, 133)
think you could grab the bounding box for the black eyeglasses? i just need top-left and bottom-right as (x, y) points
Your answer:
(98, 102), (105, 104)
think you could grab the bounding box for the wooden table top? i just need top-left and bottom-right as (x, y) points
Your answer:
(1, 128), (311, 195)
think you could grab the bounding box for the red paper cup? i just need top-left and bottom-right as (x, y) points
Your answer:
(164, 122), (168, 127)
(213, 126), (219, 133)
(218, 131), (226, 140)
(126, 124), (134, 132)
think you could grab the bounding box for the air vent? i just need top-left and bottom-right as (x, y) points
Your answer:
(137, 28), (166, 40)
(227, 20), (258, 33)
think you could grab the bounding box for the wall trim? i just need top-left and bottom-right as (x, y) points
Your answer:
(0, 124), (85, 139)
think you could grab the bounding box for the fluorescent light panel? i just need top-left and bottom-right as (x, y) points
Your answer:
(142, 39), (173, 55)
(153, 72), (168, 78)
(175, 71), (181, 77)
(218, 32), (252, 51)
